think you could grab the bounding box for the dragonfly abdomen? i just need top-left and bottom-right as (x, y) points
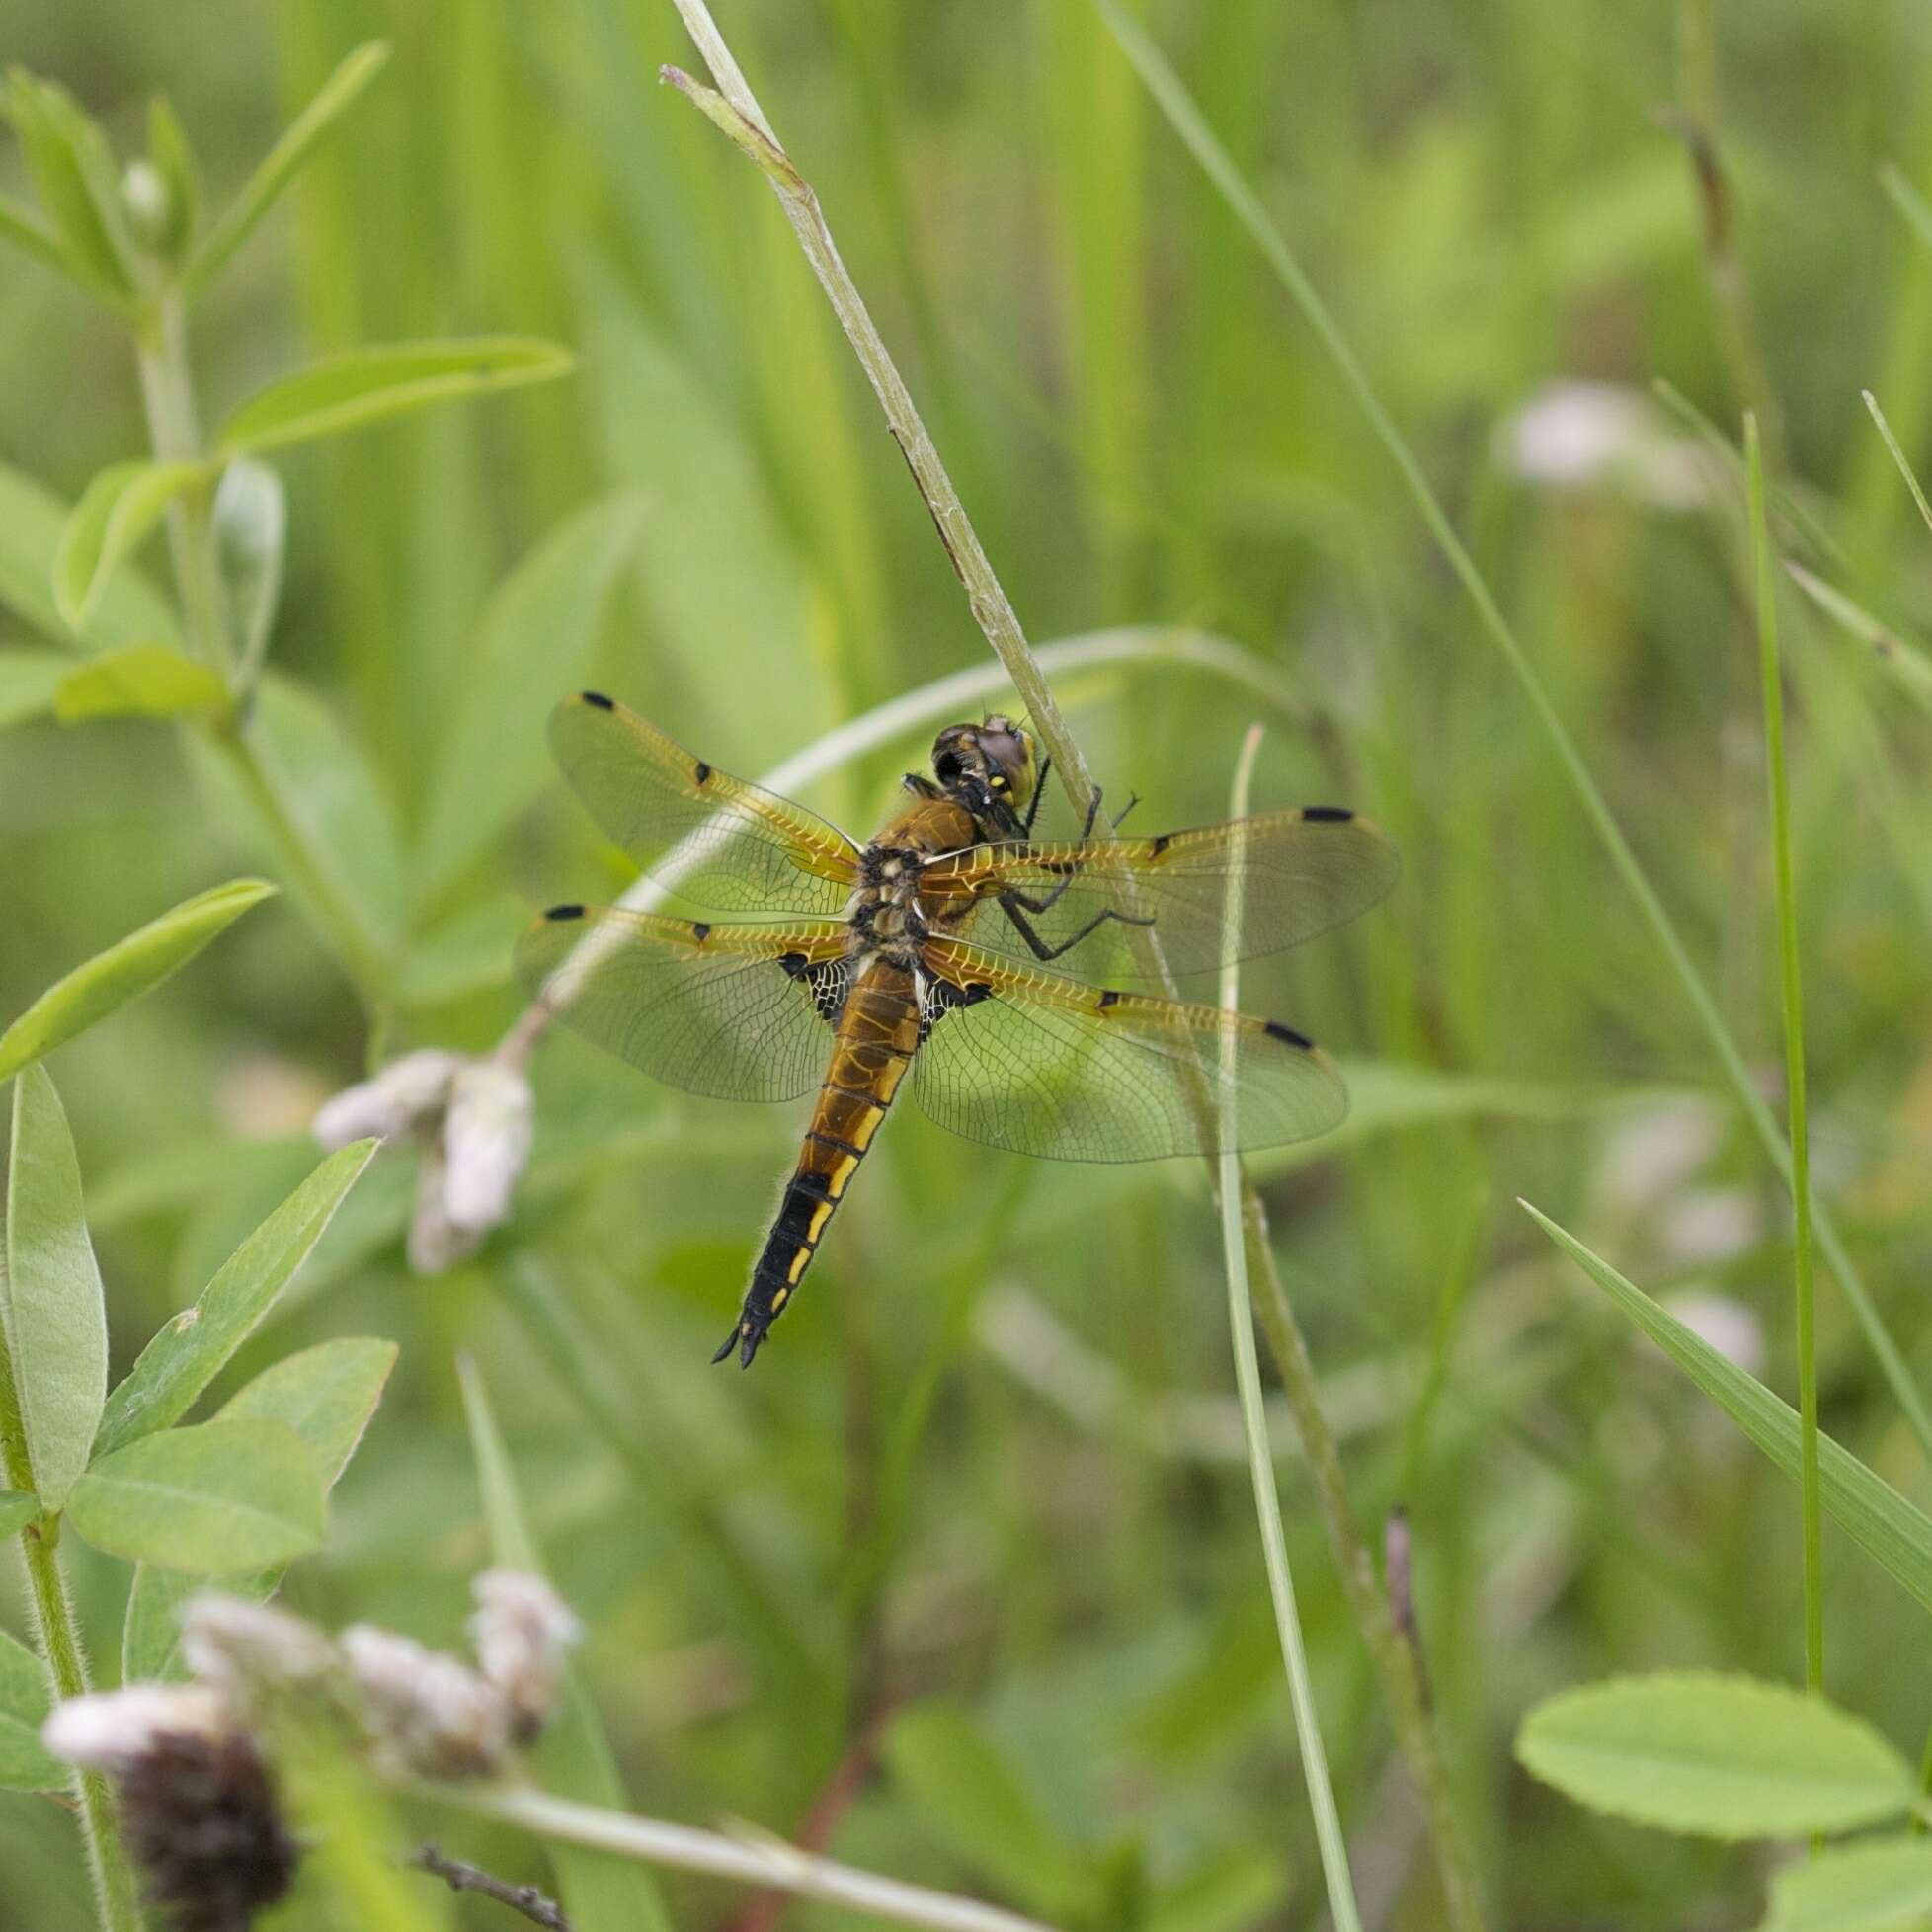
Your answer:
(715, 959), (921, 1368)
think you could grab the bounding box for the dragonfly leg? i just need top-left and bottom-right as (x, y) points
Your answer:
(997, 893), (1153, 962)
(1020, 756), (1052, 836)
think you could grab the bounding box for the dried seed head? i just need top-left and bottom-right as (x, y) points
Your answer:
(180, 1593), (341, 1713)
(342, 1625), (509, 1779)
(468, 1570), (581, 1743)
(441, 1061), (534, 1236)
(313, 1049), (465, 1150)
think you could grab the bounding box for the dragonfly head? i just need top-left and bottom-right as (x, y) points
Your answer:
(931, 715), (1036, 828)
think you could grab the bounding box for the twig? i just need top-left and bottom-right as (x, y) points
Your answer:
(412, 1782), (1064, 1932)
(408, 1844), (572, 1930)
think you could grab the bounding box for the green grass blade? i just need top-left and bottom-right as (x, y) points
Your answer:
(1522, 1203), (1932, 1618)
(1862, 389), (1932, 540)
(1095, 0), (1932, 1466)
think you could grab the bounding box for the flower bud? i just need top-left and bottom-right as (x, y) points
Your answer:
(120, 159), (175, 256)
(342, 1625), (509, 1779)
(468, 1570), (581, 1743)
(42, 1684), (231, 1776)
(313, 1049), (464, 1150)
(180, 1593), (341, 1712)
(442, 1061), (534, 1236)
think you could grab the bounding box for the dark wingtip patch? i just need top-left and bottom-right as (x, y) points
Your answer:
(1096, 988), (1121, 1009)
(1302, 805), (1353, 823)
(690, 921), (712, 941)
(693, 759), (713, 785)
(545, 903), (588, 922)
(580, 689), (615, 710)
(1265, 1020), (1315, 1049)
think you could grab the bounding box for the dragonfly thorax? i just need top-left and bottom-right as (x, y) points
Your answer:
(849, 843), (933, 965)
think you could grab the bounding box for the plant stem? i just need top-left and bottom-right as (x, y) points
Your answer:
(1746, 415), (1823, 1696)
(659, 11), (1484, 1921)
(1218, 727), (1363, 1932)
(0, 1331), (143, 1930)
(412, 1782), (1064, 1932)
(133, 292), (231, 675)
(1093, 0), (1932, 1471)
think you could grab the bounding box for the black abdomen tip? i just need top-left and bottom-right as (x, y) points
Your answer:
(1264, 1019), (1314, 1049)
(545, 903), (588, 922)
(1302, 805), (1353, 823)
(581, 689), (615, 710)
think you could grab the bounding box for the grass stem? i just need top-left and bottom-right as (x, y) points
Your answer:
(1746, 414), (1823, 1697)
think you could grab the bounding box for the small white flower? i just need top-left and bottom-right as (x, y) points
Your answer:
(342, 1625), (509, 1779)
(41, 1684), (232, 1775)
(1499, 379), (1709, 511)
(313, 1049), (465, 1151)
(469, 1570), (581, 1741)
(180, 1593), (340, 1706)
(442, 1062), (534, 1235)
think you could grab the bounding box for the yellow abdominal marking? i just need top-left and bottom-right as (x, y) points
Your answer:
(805, 1199), (835, 1243)
(771, 1285), (790, 1310)
(829, 1151), (861, 1189)
(786, 1246), (811, 1284)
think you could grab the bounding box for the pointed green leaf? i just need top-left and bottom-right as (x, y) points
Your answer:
(1761, 1836), (1932, 1931)
(0, 458), (182, 649)
(218, 338), (573, 457)
(53, 642), (232, 724)
(458, 1360), (673, 1932)
(123, 1337), (396, 1681)
(53, 460), (211, 631)
(1517, 1673), (1913, 1840)
(0, 1493), (36, 1539)
(68, 1419), (324, 1572)
(93, 1141), (378, 1461)
(4, 71), (135, 304)
(0, 649), (71, 730)
(884, 1702), (1098, 1918)
(415, 493), (647, 892)
(0, 192), (71, 278)
(0, 879), (276, 1086)
(3, 1066), (108, 1508)
(1524, 1203), (1932, 1618)
(0, 1625), (61, 1791)
(144, 95), (200, 258)
(185, 41), (391, 293)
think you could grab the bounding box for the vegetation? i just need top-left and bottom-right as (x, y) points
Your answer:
(4, 2), (1932, 1927)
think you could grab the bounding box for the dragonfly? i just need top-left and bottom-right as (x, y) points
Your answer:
(518, 691), (1399, 1367)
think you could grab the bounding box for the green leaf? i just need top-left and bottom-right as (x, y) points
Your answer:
(1524, 1203), (1932, 1619)
(1786, 560), (1932, 721)
(93, 1141), (378, 1461)
(4, 70), (135, 304)
(458, 1360), (673, 1932)
(0, 192), (71, 278)
(216, 1336), (397, 1484)
(1760, 1837), (1932, 1931)
(218, 338), (574, 458)
(1516, 1673), (1913, 1840)
(52, 461), (211, 632)
(0, 459), (182, 649)
(0, 1625), (61, 1791)
(0, 879), (276, 1086)
(53, 642), (232, 724)
(885, 1702), (1097, 1918)
(189, 672), (405, 949)
(67, 1419), (325, 1572)
(145, 95), (200, 258)
(123, 1337), (396, 1682)
(185, 41), (391, 293)
(415, 493), (647, 893)
(0, 649), (71, 730)
(3, 1066), (108, 1509)
(0, 1493), (36, 1539)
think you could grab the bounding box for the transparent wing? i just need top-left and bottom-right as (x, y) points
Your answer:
(550, 691), (859, 917)
(922, 808), (1399, 980)
(516, 904), (852, 1103)
(910, 935), (1347, 1163)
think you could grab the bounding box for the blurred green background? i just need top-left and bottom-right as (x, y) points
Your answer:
(5, 1), (1932, 1926)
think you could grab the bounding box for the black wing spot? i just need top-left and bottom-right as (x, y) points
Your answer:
(1096, 989), (1121, 1009)
(1264, 1020), (1314, 1049)
(1149, 833), (1171, 855)
(581, 690), (615, 710)
(690, 922), (712, 941)
(545, 903), (587, 922)
(1302, 805), (1353, 823)
(693, 760), (713, 785)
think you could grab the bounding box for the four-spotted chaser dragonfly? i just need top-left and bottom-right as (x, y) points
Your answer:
(518, 691), (1398, 1366)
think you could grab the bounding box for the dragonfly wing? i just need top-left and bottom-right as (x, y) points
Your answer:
(910, 935), (1347, 1163)
(926, 808), (1400, 979)
(551, 691), (860, 916)
(516, 905), (853, 1103)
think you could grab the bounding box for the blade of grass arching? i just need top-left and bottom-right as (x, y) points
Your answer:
(1863, 390), (1932, 540)
(1522, 1205), (1932, 1620)
(1748, 415), (1823, 1696)
(1094, 0), (1932, 1466)
(1217, 726), (1363, 1932)
(1785, 562), (1932, 721)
